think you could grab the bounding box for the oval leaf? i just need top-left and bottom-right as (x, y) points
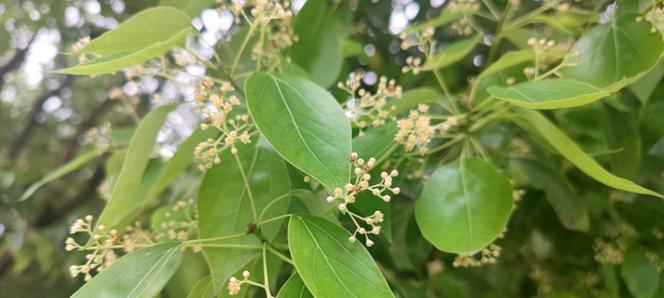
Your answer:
(518, 110), (663, 198)
(57, 7), (191, 75)
(277, 274), (313, 298)
(415, 158), (513, 253)
(488, 79), (621, 109)
(290, 0), (342, 88)
(81, 7), (191, 55)
(198, 140), (290, 290)
(97, 104), (175, 230)
(71, 242), (183, 298)
(288, 215), (394, 298)
(561, 13), (664, 87)
(423, 34), (481, 70)
(245, 72), (351, 192)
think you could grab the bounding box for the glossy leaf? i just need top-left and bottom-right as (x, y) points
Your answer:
(57, 29), (189, 75)
(71, 242), (183, 298)
(97, 105), (175, 230)
(19, 148), (102, 201)
(621, 247), (660, 298)
(57, 7), (191, 75)
(423, 34), (481, 70)
(277, 274), (313, 298)
(514, 159), (589, 231)
(415, 158), (513, 253)
(198, 140), (290, 290)
(288, 215), (394, 298)
(245, 72), (351, 192)
(488, 79), (622, 109)
(518, 110), (663, 198)
(290, 0), (342, 88)
(561, 13), (664, 87)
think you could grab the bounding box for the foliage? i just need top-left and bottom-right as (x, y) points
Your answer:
(2, 0), (664, 297)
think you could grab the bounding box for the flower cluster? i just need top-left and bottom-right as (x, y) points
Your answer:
(593, 222), (636, 265)
(447, 0), (481, 37)
(395, 104), (437, 155)
(194, 77), (253, 170)
(400, 26), (434, 74)
(227, 270), (251, 295)
(154, 200), (198, 244)
(325, 153), (399, 247)
(220, 0), (297, 68)
(83, 122), (112, 150)
(338, 72), (402, 132)
(593, 239), (625, 265)
(639, 4), (664, 33)
(66, 215), (158, 281)
(452, 244), (502, 267)
(70, 36), (90, 64)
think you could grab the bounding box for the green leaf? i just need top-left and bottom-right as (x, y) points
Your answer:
(80, 7), (190, 55)
(518, 110), (663, 198)
(19, 148), (102, 201)
(488, 79), (623, 109)
(197, 140), (290, 290)
(621, 247), (660, 298)
(97, 105), (175, 230)
(423, 34), (481, 70)
(415, 158), (513, 253)
(160, 0), (213, 18)
(57, 7), (191, 75)
(386, 87), (442, 115)
(288, 215), (394, 298)
(290, 0), (342, 88)
(277, 274), (313, 298)
(187, 275), (215, 298)
(57, 29), (189, 75)
(352, 123), (398, 165)
(71, 242), (183, 298)
(245, 72), (351, 192)
(561, 13), (664, 87)
(514, 159), (589, 231)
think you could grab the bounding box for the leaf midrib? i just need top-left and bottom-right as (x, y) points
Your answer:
(299, 217), (358, 298)
(265, 74), (341, 189)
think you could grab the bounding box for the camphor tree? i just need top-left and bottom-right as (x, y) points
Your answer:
(10, 0), (664, 297)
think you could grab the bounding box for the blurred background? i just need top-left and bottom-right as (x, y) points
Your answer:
(1, 0), (662, 297)
(0, 0), (440, 296)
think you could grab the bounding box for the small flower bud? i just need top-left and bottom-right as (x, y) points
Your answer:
(366, 239), (374, 247)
